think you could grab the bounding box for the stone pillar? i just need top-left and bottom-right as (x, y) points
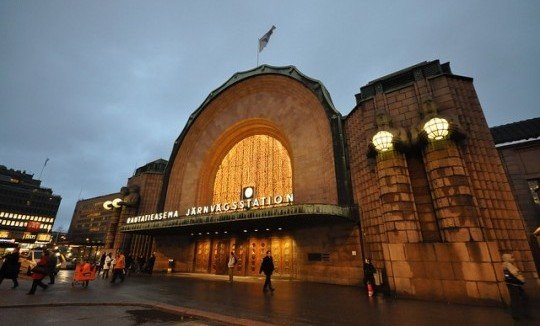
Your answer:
(377, 151), (423, 243)
(113, 186), (140, 252)
(424, 141), (483, 242)
(105, 208), (121, 250)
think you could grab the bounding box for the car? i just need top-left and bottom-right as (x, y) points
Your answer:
(18, 249), (42, 274)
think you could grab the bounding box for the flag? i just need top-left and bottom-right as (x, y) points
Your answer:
(258, 25), (276, 53)
(44, 158), (49, 167)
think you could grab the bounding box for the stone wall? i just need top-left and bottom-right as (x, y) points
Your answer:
(294, 222), (363, 285)
(383, 241), (507, 304)
(345, 61), (537, 303)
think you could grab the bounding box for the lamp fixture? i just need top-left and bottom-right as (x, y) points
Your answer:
(372, 131), (394, 152)
(423, 117), (449, 140)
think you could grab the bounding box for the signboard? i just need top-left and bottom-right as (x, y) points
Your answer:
(0, 230), (10, 238)
(127, 193), (295, 225)
(21, 232), (37, 243)
(36, 233), (52, 242)
(26, 221), (41, 232)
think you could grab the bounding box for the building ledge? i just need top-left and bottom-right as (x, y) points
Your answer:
(120, 204), (355, 234)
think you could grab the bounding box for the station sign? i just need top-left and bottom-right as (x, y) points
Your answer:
(126, 193), (294, 224)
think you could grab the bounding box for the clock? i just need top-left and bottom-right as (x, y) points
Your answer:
(242, 186), (254, 200)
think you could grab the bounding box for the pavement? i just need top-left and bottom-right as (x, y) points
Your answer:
(0, 270), (537, 325)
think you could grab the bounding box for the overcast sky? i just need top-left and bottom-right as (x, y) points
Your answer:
(1, 1), (539, 231)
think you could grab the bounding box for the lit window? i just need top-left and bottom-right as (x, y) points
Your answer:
(372, 131), (394, 152)
(423, 117), (450, 140)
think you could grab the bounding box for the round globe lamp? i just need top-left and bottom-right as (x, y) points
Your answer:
(423, 117), (449, 140)
(372, 131), (394, 152)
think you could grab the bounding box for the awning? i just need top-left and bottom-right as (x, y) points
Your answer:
(120, 204), (355, 235)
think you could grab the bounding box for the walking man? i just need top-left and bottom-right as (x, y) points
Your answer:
(259, 250), (275, 292)
(47, 251), (58, 284)
(0, 246), (20, 288)
(228, 251), (238, 283)
(110, 251), (126, 284)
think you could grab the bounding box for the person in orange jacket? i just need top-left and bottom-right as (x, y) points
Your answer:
(27, 250), (49, 295)
(81, 260), (93, 288)
(111, 250), (126, 284)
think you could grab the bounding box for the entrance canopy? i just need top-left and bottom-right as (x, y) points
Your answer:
(120, 204), (354, 235)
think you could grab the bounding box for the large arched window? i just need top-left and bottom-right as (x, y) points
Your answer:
(212, 134), (292, 205)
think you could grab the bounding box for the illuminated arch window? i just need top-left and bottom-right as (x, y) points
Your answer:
(212, 134), (292, 205)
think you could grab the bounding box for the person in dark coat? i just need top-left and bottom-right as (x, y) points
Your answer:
(502, 253), (530, 320)
(146, 253), (156, 275)
(363, 258), (377, 294)
(98, 253), (106, 274)
(27, 251), (49, 295)
(0, 247), (21, 288)
(137, 255), (146, 273)
(47, 252), (58, 284)
(259, 250), (275, 292)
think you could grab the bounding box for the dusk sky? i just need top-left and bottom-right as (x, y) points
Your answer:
(1, 1), (539, 231)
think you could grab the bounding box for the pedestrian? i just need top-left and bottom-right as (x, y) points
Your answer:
(102, 253), (112, 279)
(81, 260), (93, 288)
(137, 255), (146, 273)
(363, 258), (377, 296)
(146, 252), (156, 275)
(97, 252), (106, 274)
(27, 250), (49, 295)
(0, 246), (21, 288)
(502, 253), (530, 320)
(111, 250), (125, 283)
(259, 250), (275, 292)
(47, 251), (58, 284)
(227, 251), (238, 283)
(125, 254), (134, 277)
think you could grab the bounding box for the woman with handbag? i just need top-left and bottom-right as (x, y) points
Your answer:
(27, 250), (49, 295)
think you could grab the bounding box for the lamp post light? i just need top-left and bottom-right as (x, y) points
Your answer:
(423, 117), (450, 141)
(372, 130), (394, 152)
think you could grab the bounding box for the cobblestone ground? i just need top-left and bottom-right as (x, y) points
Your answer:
(0, 270), (537, 325)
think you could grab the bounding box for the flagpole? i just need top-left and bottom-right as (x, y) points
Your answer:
(38, 158), (49, 180)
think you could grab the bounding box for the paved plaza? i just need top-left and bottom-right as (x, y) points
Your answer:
(0, 270), (537, 325)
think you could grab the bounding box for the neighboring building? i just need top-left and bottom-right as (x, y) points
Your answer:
(67, 159), (167, 258)
(117, 61), (537, 304)
(491, 118), (540, 273)
(0, 165), (61, 252)
(113, 158), (167, 257)
(68, 192), (120, 246)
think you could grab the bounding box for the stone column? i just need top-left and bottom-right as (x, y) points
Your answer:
(424, 141), (483, 242)
(377, 151), (423, 243)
